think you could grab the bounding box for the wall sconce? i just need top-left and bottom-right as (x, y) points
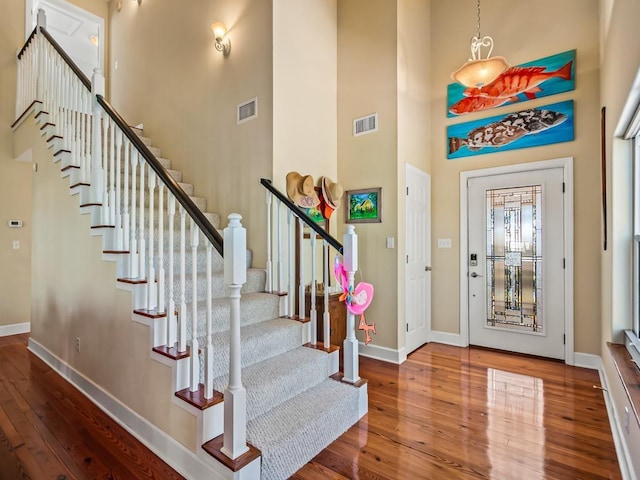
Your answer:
(211, 22), (231, 56)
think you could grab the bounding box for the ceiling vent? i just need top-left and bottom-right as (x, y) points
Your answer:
(237, 97), (258, 124)
(353, 113), (378, 137)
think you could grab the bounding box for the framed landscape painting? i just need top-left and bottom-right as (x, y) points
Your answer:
(346, 188), (382, 224)
(447, 100), (574, 160)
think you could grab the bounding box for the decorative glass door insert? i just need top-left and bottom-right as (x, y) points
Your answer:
(485, 185), (543, 334)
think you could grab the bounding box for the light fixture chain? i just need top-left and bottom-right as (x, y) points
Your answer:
(476, 0), (481, 39)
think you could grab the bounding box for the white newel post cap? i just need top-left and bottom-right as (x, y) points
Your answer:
(224, 213), (247, 285)
(37, 9), (46, 29)
(343, 225), (358, 272)
(91, 68), (105, 97)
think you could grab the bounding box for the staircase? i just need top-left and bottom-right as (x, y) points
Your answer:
(15, 17), (367, 480)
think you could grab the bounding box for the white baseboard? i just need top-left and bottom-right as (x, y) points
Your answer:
(573, 352), (602, 370)
(430, 331), (463, 347)
(27, 338), (230, 480)
(0, 322), (30, 337)
(359, 342), (406, 364)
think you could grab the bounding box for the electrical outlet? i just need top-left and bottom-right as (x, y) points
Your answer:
(75, 337), (81, 353)
(12, 241), (20, 250)
(625, 406), (630, 433)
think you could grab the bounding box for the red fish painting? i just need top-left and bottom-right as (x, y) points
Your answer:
(463, 61), (573, 100)
(448, 95), (518, 115)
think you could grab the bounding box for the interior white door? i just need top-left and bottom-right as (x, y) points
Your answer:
(27, 0), (104, 79)
(467, 168), (565, 359)
(405, 164), (431, 354)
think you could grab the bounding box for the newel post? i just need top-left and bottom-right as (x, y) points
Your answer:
(90, 68), (105, 204)
(222, 213), (249, 460)
(343, 225), (360, 384)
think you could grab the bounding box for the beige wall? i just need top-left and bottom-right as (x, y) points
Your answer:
(0, 0), (32, 327)
(338, 0), (399, 350)
(1, 0), (109, 329)
(17, 119), (196, 449)
(430, 0), (601, 354)
(108, 0), (272, 266)
(397, 0), (431, 350)
(273, 0), (337, 188)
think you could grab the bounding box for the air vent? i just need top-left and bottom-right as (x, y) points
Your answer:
(353, 113), (378, 137)
(237, 97), (258, 124)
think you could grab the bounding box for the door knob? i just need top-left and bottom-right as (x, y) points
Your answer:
(470, 272), (483, 278)
(425, 266), (432, 271)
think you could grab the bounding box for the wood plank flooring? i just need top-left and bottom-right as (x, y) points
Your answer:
(0, 335), (621, 479)
(295, 343), (621, 480)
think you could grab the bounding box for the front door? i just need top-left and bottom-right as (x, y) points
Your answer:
(467, 168), (565, 359)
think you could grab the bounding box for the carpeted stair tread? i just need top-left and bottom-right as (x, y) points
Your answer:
(198, 317), (303, 382)
(178, 268), (266, 301)
(212, 346), (330, 423)
(247, 378), (361, 480)
(187, 293), (280, 336)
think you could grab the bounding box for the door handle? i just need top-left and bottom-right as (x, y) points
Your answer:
(425, 266), (432, 271)
(470, 272), (483, 278)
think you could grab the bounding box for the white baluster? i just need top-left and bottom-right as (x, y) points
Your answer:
(83, 91), (92, 184)
(138, 162), (146, 279)
(122, 139), (130, 252)
(204, 242), (214, 399)
(286, 210), (293, 317)
(70, 79), (77, 168)
(342, 225), (360, 384)
(36, 10), (46, 103)
(323, 241), (330, 350)
(277, 199), (282, 293)
(147, 170), (157, 310)
(114, 129), (123, 250)
(222, 213), (249, 460)
(129, 150), (139, 278)
(178, 208), (187, 352)
(90, 69), (104, 205)
(101, 116), (109, 225)
(265, 191), (272, 292)
(167, 195), (177, 347)
(298, 217), (305, 319)
(189, 219), (200, 392)
(108, 119), (116, 226)
(310, 232), (317, 345)
(157, 183), (165, 314)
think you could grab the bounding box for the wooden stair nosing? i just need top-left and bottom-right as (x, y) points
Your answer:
(175, 383), (223, 411)
(329, 372), (368, 388)
(117, 277), (147, 285)
(11, 100), (42, 128)
(103, 250), (129, 255)
(91, 225), (115, 229)
(70, 182), (90, 189)
(304, 342), (340, 354)
(152, 343), (190, 360)
(201, 435), (261, 473)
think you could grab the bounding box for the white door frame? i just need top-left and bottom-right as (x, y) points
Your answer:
(459, 157), (575, 365)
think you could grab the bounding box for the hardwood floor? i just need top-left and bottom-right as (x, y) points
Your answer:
(0, 335), (621, 479)
(295, 343), (621, 480)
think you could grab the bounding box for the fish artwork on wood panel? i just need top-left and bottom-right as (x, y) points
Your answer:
(447, 50), (575, 117)
(447, 100), (574, 159)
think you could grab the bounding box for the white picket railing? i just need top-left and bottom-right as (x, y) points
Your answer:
(260, 179), (361, 382)
(14, 10), (251, 461)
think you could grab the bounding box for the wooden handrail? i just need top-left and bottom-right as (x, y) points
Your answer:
(260, 178), (343, 254)
(97, 95), (224, 255)
(39, 28), (91, 91)
(17, 27), (38, 60)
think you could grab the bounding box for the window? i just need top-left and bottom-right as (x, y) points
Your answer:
(627, 128), (640, 363)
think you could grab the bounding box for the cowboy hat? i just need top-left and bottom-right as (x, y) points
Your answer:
(286, 172), (320, 208)
(320, 176), (344, 209)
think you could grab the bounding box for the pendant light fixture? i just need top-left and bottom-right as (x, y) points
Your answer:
(451, 0), (509, 88)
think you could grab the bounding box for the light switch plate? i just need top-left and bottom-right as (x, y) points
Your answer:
(437, 238), (452, 249)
